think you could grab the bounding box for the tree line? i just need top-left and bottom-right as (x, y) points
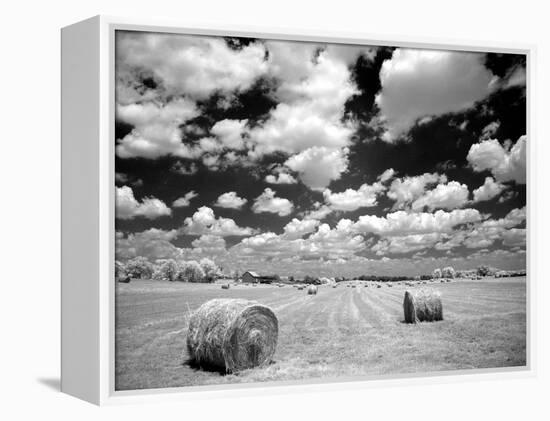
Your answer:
(116, 257), (220, 283)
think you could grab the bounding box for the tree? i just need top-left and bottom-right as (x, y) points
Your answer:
(432, 268), (442, 279)
(152, 259), (180, 282)
(477, 265), (496, 277)
(199, 258), (218, 283)
(125, 256), (154, 279)
(442, 266), (456, 278)
(180, 260), (206, 283)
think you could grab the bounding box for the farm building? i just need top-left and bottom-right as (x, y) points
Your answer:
(241, 271), (278, 284)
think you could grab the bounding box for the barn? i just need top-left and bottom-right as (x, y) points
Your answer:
(241, 271), (278, 284)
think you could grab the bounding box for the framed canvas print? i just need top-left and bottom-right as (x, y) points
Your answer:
(61, 15), (533, 405)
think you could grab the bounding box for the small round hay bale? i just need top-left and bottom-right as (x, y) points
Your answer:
(307, 285), (318, 295)
(403, 289), (443, 323)
(187, 298), (278, 373)
(117, 275), (131, 283)
(377, 284), (382, 288)
(387, 283), (393, 287)
(297, 285), (304, 290)
(221, 283), (230, 289)
(332, 285), (338, 288)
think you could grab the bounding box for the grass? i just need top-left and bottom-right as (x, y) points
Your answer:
(115, 277), (526, 391)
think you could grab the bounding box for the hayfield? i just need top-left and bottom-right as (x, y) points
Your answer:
(115, 277), (526, 391)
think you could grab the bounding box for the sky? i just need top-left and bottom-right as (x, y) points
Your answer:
(114, 30), (527, 277)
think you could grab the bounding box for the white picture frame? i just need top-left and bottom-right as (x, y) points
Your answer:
(61, 15), (535, 405)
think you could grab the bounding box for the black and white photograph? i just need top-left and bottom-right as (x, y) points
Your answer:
(113, 30), (527, 391)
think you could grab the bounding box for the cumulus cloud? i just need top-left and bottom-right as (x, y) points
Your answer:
(375, 49), (496, 140)
(373, 233), (442, 255)
(503, 65), (526, 89)
(115, 32), (269, 160)
(480, 121), (500, 139)
(116, 186), (171, 219)
(387, 172), (447, 210)
(190, 235), (228, 255)
(323, 181), (386, 212)
(411, 180), (470, 211)
(210, 119), (249, 150)
(502, 228), (527, 247)
(115, 37), (363, 177)
(172, 191), (198, 208)
(171, 161), (198, 175)
(247, 44), (362, 189)
(282, 218), (321, 240)
(116, 99), (201, 159)
(285, 146), (349, 191)
(265, 171), (297, 185)
(116, 32), (268, 103)
(115, 228), (179, 260)
(233, 219), (364, 261)
(378, 168), (396, 183)
(434, 207), (526, 250)
(214, 191), (248, 209)
(182, 206), (255, 236)
(354, 208), (482, 236)
(302, 202), (333, 221)
(248, 46), (357, 155)
(472, 177), (506, 202)
(252, 188), (294, 216)
(467, 135), (526, 183)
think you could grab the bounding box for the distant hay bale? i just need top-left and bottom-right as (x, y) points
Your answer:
(221, 283), (230, 289)
(387, 284), (393, 287)
(332, 285), (338, 288)
(117, 275), (131, 283)
(186, 298), (278, 373)
(403, 289), (443, 323)
(297, 285), (305, 290)
(252, 283), (258, 287)
(377, 284), (382, 288)
(307, 285), (318, 295)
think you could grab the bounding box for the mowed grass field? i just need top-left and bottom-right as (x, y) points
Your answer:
(115, 277), (526, 391)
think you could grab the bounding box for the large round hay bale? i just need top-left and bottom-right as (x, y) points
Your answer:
(403, 289), (443, 323)
(186, 298), (278, 373)
(221, 283), (230, 289)
(307, 285), (318, 295)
